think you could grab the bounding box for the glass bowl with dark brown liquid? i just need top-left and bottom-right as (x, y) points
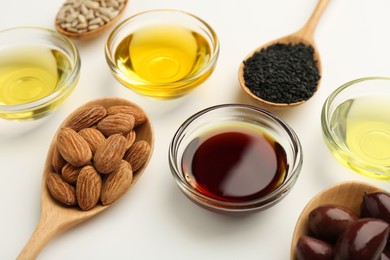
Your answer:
(168, 104), (303, 215)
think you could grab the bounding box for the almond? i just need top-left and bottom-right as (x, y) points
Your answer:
(101, 160), (133, 205)
(67, 105), (107, 132)
(78, 128), (106, 154)
(124, 130), (136, 150)
(52, 145), (67, 173)
(97, 113), (135, 136)
(47, 172), (77, 206)
(76, 165), (102, 210)
(62, 163), (82, 184)
(124, 140), (151, 172)
(57, 127), (92, 167)
(107, 105), (146, 127)
(94, 134), (127, 174)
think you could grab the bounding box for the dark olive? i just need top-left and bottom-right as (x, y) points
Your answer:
(308, 205), (358, 243)
(381, 248), (390, 260)
(296, 236), (334, 260)
(334, 218), (389, 260)
(361, 192), (390, 224)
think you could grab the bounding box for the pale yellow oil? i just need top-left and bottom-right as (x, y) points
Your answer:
(0, 46), (72, 106)
(329, 96), (390, 178)
(113, 25), (212, 98)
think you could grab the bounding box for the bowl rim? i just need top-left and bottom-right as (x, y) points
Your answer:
(0, 26), (81, 114)
(168, 103), (303, 212)
(105, 9), (220, 88)
(321, 76), (390, 178)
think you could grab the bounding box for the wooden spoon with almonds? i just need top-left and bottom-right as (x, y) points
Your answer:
(17, 97), (154, 259)
(55, 0), (128, 38)
(290, 181), (382, 260)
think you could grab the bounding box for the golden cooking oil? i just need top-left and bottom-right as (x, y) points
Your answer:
(0, 47), (71, 105)
(113, 25), (212, 98)
(0, 46), (72, 107)
(329, 96), (390, 178)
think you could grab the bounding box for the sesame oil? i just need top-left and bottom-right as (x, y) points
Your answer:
(181, 123), (288, 202)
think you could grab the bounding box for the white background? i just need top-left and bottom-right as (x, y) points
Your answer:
(1, 0), (390, 259)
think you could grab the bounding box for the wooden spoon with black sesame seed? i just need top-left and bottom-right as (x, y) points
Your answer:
(238, 0), (330, 108)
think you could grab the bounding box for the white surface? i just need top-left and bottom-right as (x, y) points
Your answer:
(1, 0), (390, 259)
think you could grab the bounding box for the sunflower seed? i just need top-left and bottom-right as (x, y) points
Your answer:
(57, 0), (125, 34)
(84, 0), (100, 9)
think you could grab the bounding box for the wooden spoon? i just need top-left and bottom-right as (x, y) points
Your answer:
(55, 0), (128, 39)
(238, 0), (330, 108)
(290, 181), (382, 260)
(17, 97), (154, 259)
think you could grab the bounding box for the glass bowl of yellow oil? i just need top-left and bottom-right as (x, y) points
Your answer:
(0, 27), (80, 120)
(322, 77), (390, 179)
(105, 9), (219, 99)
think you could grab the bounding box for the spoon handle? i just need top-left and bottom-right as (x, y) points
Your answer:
(297, 0), (330, 40)
(17, 211), (64, 260)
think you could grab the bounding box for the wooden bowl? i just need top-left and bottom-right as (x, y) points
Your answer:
(290, 181), (382, 260)
(55, 0), (128, 39)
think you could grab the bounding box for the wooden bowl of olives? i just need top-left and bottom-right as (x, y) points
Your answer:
(290, 181), (390, 260)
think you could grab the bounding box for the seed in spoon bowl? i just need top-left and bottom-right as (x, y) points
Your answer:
(55, 0), (128, 38)
(238, 0), (329, 108)
(17, 97), (154, 259)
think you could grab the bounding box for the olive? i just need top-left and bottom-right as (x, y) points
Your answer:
(381, 248), (390, 260)
(296, 236), (334, 260)
(308, 205), (358, 243)
(361, 192), (390, 224)
(334, 218), (389, 260)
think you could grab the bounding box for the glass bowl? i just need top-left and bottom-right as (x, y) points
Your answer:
(321, 77), (390, 180)
(0, 27), (80, 121)
(105, 9), (219, 99)
(168, 104), (303, 215)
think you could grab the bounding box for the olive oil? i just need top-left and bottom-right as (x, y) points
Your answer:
(329, 97), (390, 176)
(0, 46), (72, 106)
(113, 25), (212, 98)
(181, 123), (288, 202)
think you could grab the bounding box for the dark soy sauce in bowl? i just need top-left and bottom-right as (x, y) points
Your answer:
(181, 123), (288, 202)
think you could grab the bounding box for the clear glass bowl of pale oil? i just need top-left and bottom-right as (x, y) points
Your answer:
(0, 27), (80, 121)
(322, 77), (390, 179)
(105, 9), (219, 99)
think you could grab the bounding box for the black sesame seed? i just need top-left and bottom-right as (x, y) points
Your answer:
(243, 43), (320, 104)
